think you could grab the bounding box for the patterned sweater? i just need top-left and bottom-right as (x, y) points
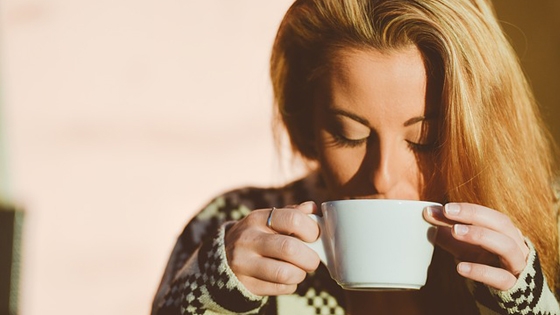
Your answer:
(152, 173), (560, 314)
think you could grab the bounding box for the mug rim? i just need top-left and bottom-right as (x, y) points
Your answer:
(321, 199), (442, 207)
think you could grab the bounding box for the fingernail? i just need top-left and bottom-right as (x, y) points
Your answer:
(445, 203), (460, 215)
(453, 224), (469, 236)
(457, 262), (471, 274)
(425, 205), (443, 218)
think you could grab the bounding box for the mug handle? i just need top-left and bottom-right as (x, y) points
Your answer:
(305, 214), (328, 265)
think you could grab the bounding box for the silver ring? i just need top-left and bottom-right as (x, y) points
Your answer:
(266, 207), (276, 229)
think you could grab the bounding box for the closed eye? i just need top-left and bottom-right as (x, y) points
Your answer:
(406, 140), (436, 153)
(332, 133), (368, 148)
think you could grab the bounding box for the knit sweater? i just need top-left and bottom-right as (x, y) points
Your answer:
(151, 173), (560, 314)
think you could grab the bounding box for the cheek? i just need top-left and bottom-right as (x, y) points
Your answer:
(319, 145), (365, 188)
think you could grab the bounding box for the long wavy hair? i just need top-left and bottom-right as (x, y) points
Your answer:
(270, 0), (559, 303)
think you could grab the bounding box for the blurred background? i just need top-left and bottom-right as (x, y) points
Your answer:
(0, 1), (558, 315)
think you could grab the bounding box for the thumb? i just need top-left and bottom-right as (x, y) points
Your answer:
(297, 201), (319, 214)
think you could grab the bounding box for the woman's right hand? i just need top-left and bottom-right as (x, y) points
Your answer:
(224, 201), (321, 296)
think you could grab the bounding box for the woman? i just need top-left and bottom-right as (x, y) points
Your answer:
(152, 0), (560, 314)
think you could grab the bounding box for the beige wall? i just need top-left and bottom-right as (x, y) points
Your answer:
(1, 1), (558, 315)
(1, 1), (297, 314)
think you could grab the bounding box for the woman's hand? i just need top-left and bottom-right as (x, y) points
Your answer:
(423, 203), (530, 291)
(224, 201), (321, 296)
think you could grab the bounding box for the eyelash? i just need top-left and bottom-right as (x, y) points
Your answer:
(332, 133), (436, 152)
(331, 134), (367, 148)
(405, 140), (436, 153)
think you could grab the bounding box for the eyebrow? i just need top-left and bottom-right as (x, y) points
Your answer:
(404, 116), (428, 127)
(331, 108), (434, 127)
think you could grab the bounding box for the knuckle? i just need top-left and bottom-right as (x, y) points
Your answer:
(309, 254), (321, 270)
(275, 283), (297, 295)
(509, 264), (524, 277)
(500, 243), (525, 273)
(292, 268), (307, 284)
(496, 214), (512, 230)
(467, 227), (484, 243)
(302, 248), (322, 271)
(244, 212), (261, 225)
(279, 238), (298, 257)
(227, 252), (244, 272)
(503, 239), (518, 257)
(274, 265), (292, 284)
(286, 211), (302, 229)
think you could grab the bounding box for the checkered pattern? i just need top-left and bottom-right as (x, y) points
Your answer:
(488, 242), (558, 315)
(151, 173), (560, 315)
(493, 260), (543, 313)
(159, 223), (266, 315)
(467, 240), (560, 315)
(305, 288), (345, 315)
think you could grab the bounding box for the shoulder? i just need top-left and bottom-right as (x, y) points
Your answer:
(202, 171), (324, 218)
(179, 171), (324, 240)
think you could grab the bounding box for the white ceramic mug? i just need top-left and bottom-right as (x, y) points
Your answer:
(306, 199), (440, 290)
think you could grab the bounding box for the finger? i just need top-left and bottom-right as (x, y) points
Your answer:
(443, 203), (518, 237)
(277, 201), (317, 212)
(260, 234), (321, 272)
(452, 224), (527, 275)
(236, 274), (298, 296)
(245, 256), (308, 285)
(432, 226), (486, 261)
(433, 226), (465, 254)
(443, 203), (527, 253)
(456, 262), (517, 291)
(233, 253), (307, 295)
(423, 205), (456, 227)
(296, 201), (319, 215)
(227, 243), (306, 293)
(266, 206), (320, 242)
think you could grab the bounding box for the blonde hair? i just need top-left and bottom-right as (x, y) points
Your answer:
(271, 0), (559, 294)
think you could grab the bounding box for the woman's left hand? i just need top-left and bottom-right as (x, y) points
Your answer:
(423, 203), (530, 291)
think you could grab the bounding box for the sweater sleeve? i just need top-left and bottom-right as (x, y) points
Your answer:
(470, 241), (560, 315)
(151, 196), (269, 315)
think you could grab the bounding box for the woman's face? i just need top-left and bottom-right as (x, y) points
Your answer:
(313, 46), (442, 201)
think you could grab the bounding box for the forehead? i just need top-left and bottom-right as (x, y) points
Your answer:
(331, 46), (426, 81)
(318, 46), (432, 120)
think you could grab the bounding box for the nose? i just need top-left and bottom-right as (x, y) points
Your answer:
(367, 138), (402, 196)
